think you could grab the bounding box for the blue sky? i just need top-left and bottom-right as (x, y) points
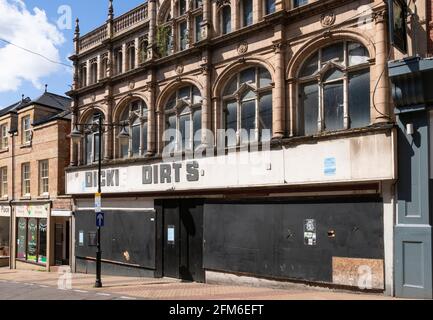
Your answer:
(0, 0), (145, 109)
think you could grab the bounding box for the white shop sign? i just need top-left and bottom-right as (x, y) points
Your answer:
(15, 204), (50, 218)
(0, 206), (11, 217)
(66, 132), (395, 195)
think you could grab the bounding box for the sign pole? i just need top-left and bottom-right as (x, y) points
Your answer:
(95, 114), (103, 288)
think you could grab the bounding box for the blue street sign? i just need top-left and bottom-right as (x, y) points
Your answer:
(96, 212), (104, 228)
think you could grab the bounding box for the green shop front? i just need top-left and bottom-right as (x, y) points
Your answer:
(13, 203), (50, 269)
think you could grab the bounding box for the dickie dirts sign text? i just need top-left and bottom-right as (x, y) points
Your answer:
(85, 161), (200, 188)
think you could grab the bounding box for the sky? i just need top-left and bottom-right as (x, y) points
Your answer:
(0, 0), (145, 109)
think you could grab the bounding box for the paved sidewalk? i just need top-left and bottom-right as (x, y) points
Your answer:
(0, 268), (396, 300)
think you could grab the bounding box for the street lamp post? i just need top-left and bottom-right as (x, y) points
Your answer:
(95, 113), (103, 288)
(70, 111), (130, 288)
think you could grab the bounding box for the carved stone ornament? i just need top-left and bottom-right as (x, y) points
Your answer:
(128, 81), (135, 90)
(237, 42), (248, 55)
(91, 94), (96, 102)
(175, 64), (184, 75)
(321, 12), (336, 27)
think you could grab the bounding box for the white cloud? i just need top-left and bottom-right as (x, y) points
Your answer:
(0, 0), (65, 92)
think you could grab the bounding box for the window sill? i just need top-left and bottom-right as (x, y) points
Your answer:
(1, 196), (8, 201)
(20, 196), (31, 201)
(37, 195), (50, 200)
(20, 143), (32, 149)
(0, 147), (9, 154)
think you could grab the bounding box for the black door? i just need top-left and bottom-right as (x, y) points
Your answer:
(162, 200), (204, 282)
(163, 201), (180, 279)
(65, 221), (70, 265)
(54, 224), (63, 265)
(180, 200), (204, 282)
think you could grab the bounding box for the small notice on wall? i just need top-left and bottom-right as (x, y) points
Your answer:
(167, 226), (175, 244)
(324, 157), (337, 176)
(304, 219), (317, 246)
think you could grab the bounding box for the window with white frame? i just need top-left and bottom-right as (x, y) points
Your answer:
(0, 124), (8, 150)
(85, 113), (104, 164)
(164, 85), (202, 153)
(298, 41), (371, 136)
(0, 167), (7, 198)
(22, 116), (32, 144)
(22, 163), (30, 196)
(119, 100), (148, 158)
(39, 160), (49, 195)
(222, 66), (273, 146)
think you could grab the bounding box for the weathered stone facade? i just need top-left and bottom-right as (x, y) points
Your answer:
(68, 0), (423, 165)
(66, 0), (430, 294)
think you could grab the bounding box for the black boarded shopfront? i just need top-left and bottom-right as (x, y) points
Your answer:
(74, 210), (156, 277)
(202, 197), (384, 287)
(74, 196), (384, 288)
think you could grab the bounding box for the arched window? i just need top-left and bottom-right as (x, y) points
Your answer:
(222, 66), (273, 146)
(119, 100), (148, 158)
(298, 41), (371, 136)
(221, 5), (231, 34)
(84, 112), (104, 164)
(164, 85), (202, 153)
(241, 0), (253, 27)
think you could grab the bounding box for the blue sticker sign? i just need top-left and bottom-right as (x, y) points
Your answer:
(324, 157), (337, 176)
(96, 212), (104, 227)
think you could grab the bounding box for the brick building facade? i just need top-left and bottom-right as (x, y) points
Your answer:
(0, 91), (72, 271)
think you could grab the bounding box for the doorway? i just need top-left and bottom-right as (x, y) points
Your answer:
(162, 199), (204, 282)
(54, 220), (70, 266)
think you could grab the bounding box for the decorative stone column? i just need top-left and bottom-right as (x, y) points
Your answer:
(287, 78), (295, 137)
(201, 0), (211, 40)
(147, 74), (157, 156)
(104, 96), (114, 160)
(201, 51), (211, 146)
(211, 1), (218, 36)
(148, 0), (157, 60)
(70, 103), (78, 166)
(371, 8), (391, 123)
(134, 37), (140, 68)
(275, 0), (284, 11)
(272, 39), (286, 139)
(232, 0), (239, 31)
(86, 59), (91, 87)
(253, 0), (262, 23)
(122, 43), (128, 73)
